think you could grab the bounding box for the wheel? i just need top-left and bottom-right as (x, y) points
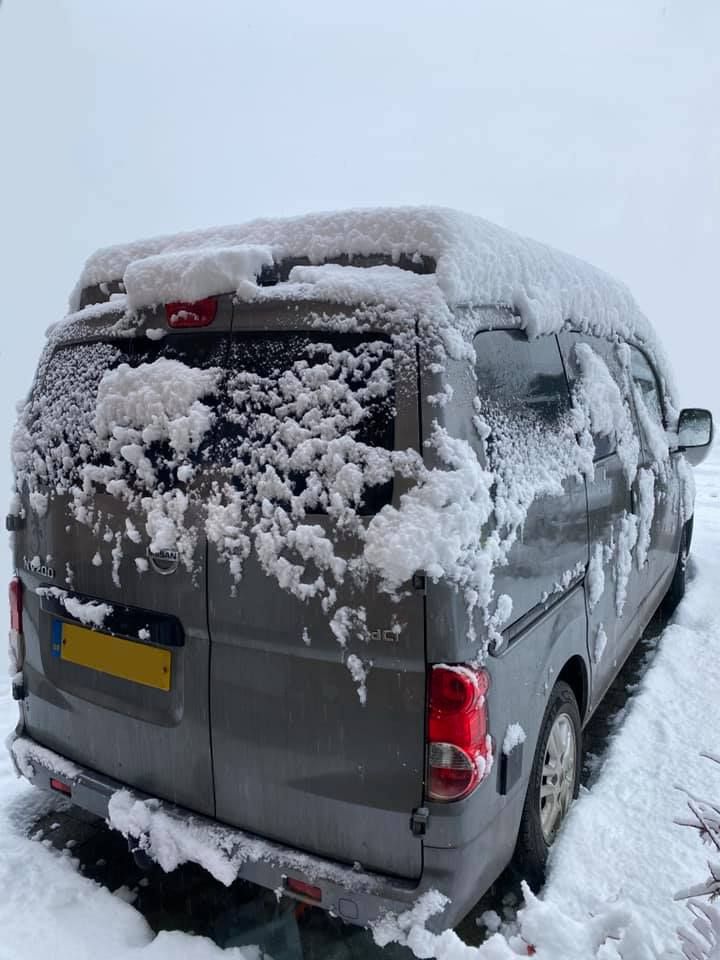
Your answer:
(662, 519), (690, 616)
(515, 681), (581, 885)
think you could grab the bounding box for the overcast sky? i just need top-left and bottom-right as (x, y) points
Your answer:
(1, 0), (718, 492)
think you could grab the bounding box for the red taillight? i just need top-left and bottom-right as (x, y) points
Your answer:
(50, 778), (72, 796)
(9, 577), (22, 633)
(427, 665), (492, 803)
(285, 877), (322, 903)
(165, 297), (218, 328)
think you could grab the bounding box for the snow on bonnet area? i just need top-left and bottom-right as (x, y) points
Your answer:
(1, 446), (719, 959)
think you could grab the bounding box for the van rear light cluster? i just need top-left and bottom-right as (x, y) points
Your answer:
(427, 664), (492, 802)
(165, 297), (217, 328)
(8, 577), (24, 674)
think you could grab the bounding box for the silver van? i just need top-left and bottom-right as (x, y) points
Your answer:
(6, 207), (713, 932)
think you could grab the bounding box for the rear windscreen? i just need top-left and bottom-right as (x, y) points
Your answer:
(217, 333), (395, 514)
(26, 331), (395, 516)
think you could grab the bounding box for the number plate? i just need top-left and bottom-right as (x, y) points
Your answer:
(52, 620), (171, 691)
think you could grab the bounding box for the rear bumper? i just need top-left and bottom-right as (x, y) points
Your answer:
(8, 729), (523, 931)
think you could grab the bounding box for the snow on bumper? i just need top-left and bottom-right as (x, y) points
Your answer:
(8, 732), (434, 929)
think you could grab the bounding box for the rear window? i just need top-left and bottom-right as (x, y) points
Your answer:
(474, 329), (571, 431)
(217, 333), (395, 514)
(24, 334), (227, 494)
(25, 331), (395, 516)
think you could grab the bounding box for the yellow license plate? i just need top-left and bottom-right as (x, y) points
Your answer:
(52, 620), (172, 691)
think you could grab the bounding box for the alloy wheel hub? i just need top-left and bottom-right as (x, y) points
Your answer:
(539, 713), (577, 843)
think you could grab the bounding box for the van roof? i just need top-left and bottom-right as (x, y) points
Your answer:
(67, 206), (674, 405)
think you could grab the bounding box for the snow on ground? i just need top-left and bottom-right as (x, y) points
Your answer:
(0, 747), (255, 953)
(2, 447), (720, 958)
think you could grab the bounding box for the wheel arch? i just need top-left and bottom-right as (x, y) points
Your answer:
(557, 655), (589, 723)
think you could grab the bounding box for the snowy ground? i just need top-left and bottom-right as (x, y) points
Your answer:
(2, 445), (719, 960)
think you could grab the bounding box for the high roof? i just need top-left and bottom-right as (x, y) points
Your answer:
(68, 205), (674, 403)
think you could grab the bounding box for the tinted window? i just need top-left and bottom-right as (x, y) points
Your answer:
(221, 333), (395, 515)
(26, 332), (395, 517)
(474, 330), (570, 429)
(473, 329), (587, 630)
(558, 332), (632, 460)
(630, 347), (664, 428)
(29, 334), (229, 492)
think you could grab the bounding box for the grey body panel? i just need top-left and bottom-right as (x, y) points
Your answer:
(208, 570), (425, 878)
(207, 301), (425, 879)
(12, 301), (235, 815)
(16, 532), (214, 813)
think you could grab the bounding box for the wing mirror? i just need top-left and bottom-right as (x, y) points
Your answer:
(677, 408), (713, 466)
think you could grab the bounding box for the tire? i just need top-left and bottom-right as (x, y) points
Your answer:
(515, 681), (582, 887)
(662, 519), (690, 616)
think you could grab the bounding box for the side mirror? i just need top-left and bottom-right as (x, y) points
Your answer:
(677, 407), (713, 466)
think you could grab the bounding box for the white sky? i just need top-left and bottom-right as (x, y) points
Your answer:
(1, 0), (718, 498)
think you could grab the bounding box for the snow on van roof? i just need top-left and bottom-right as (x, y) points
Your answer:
(70, 205), (654, 347)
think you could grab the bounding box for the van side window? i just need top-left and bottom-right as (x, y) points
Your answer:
(473, 330), (587, 630)
(628, 345), (669, 465)
(473, 330), (570, 429)
(629, 347), (664, 428)
(557, 332), (632, 461)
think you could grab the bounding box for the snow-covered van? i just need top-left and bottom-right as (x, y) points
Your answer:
(7, 208), (713, 931)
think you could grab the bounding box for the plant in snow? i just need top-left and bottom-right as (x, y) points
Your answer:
(678, 902), (720, 960)
(675, 753), (720, 960)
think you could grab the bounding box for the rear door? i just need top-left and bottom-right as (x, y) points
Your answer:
(208, 302), (426, 879)
(14, 304), (232, 815)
